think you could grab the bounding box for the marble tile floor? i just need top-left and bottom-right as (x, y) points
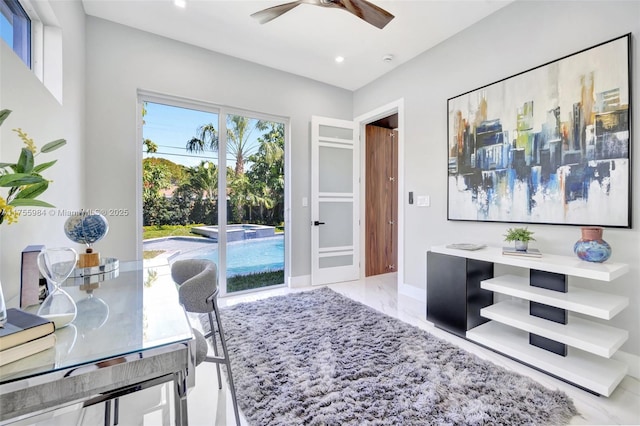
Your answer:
(12, 273), (640, 425)
(190, 273), (640, 426)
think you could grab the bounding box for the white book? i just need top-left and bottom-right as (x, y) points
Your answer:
(0, 333), (57, 367)
(502, 247), (542, 258)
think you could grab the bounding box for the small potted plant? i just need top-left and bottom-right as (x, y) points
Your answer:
(504, 227), (535, 251)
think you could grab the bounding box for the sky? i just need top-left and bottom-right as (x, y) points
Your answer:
(142, 102), (220, 168)
(142, 101), (279, 171)
(1, 14), (14, 46)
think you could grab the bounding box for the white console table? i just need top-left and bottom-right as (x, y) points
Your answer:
(428, 245), (629, 397)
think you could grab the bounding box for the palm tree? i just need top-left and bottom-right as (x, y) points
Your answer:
(227, 167), (248, 223)
(185, 116), (259, 177)
(188, 161), (218, 201)
(245, 183), (276, 223)
(175, 161), (219, 225)
(185, 123), (218, 154)
(226, 115), (258, 175)
(247, 122), (285, 224)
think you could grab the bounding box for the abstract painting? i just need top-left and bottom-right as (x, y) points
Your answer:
(447, 34), (631, 227)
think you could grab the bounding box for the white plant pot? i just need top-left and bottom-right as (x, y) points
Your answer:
(514, 241), (529, 251)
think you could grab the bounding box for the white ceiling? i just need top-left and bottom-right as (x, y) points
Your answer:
(82, 0), (512, 91)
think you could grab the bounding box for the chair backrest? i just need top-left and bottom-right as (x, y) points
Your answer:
(171, 259), (218, 313)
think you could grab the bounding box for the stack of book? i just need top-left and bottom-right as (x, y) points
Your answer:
(0, 308), (56, 367)
(502, 247), (542, 258)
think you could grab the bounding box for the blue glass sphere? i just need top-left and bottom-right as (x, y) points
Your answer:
(64, 213), (109, 246)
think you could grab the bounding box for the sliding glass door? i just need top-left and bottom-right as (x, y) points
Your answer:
(139, 96), (287, 295)
(223, 112), (285, 292)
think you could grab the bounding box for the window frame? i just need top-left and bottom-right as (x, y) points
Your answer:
(0, 0), (31, 68)
(137, 90), (292, 296)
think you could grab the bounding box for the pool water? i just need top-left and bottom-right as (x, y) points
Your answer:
(174, 235), (284, 277)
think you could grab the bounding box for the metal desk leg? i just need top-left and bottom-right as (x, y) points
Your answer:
(104, 400), (111, 426)
(103, 398), (119, 426)
(173, 370), (189, 426)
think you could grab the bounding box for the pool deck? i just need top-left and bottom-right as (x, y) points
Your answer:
(144, 236), (217, 252)
(143, 237), (217, 267)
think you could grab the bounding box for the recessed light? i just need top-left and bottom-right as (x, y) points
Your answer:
(174, 0), (186, 8)
(335, 56), (345, 63)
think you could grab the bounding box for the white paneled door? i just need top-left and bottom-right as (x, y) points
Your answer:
(310, 116), (360, 285)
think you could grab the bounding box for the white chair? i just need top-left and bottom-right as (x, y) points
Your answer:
(171, 259), (241, 426)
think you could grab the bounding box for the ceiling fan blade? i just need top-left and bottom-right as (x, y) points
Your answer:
(251, 1), (303, 24)
(339, 0), (394, 29)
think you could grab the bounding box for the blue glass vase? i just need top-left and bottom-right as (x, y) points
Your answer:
(574, 227), (611, 263)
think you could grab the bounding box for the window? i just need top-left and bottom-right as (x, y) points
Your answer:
(139, 93), (290, 296)
(0, 0), (31, 68)
(1, 0), (62, 103)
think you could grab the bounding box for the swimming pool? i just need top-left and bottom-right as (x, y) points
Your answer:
(172, 235), (284, 277)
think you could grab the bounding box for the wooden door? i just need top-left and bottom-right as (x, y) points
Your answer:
(365, 125), (397, 276)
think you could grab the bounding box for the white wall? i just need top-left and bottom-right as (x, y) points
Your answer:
(84, 17), (353, 278)
(354, 1), (640, 356)
(2, 0), (637, 358)
(0, 1), (86, 302)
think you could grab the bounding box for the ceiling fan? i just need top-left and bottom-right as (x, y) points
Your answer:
(251, 0), (395, 30)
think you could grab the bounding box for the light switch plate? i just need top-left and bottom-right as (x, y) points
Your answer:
(417, 195), (430, 207)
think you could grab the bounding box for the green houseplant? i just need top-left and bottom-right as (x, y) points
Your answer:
(0, 109), (66, 225)
(504, 227), (535, 251)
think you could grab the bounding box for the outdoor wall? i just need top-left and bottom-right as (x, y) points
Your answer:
(0, 1), (86, 302)
(353, 0), (640, 357)
(84, 17), (353, 279)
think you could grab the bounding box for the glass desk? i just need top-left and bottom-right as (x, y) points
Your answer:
(0, 261), (195, 425)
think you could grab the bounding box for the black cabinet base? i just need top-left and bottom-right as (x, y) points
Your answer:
(426, 252), (494, 338)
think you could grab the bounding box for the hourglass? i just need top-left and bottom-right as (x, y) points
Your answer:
(37, 247), (78, 329)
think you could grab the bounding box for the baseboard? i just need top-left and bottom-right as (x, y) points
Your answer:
(289, 274), (310, 288)
(613, 350), (640, 380)
(399, 282), (426, 303)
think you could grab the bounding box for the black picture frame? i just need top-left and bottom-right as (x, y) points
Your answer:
(447, 33), (632, 228)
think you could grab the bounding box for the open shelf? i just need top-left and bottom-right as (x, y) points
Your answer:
(427, 247), (630, 397)
(431, 245), (629, 281)
(481, 301), (628, 358)
(467, 321), (628, 397)
(481, 275), (629, 319)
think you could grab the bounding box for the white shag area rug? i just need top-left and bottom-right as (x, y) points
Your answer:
(205, 287), (578, 426)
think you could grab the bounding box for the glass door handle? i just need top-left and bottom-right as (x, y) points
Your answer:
(313, 221), (326, 226)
